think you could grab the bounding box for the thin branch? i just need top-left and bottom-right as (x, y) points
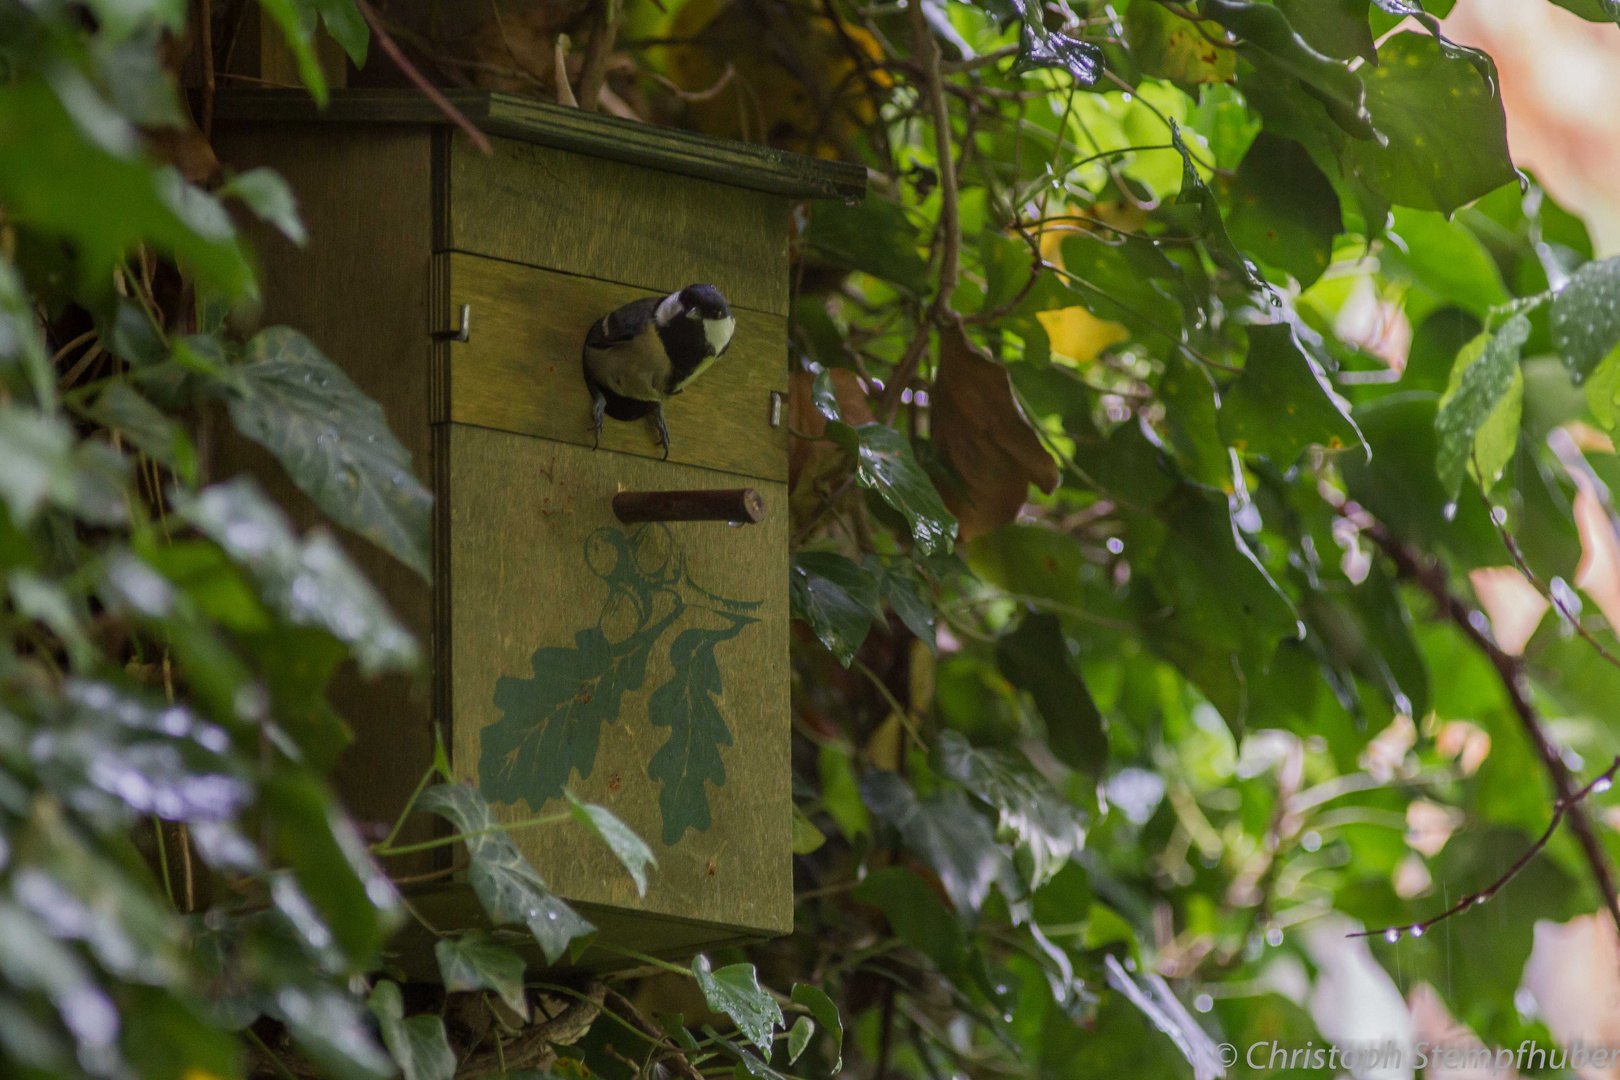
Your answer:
(1352, 508), (1620, 940)
(353, 0), (493, 154)
(1349, 755), (1620, 941)
(877, 0), (961, 423)
(576, 0), (621, 111)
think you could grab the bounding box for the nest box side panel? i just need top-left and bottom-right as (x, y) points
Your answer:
(210, 122), (439, 869)
(446, 425), (793, 939)
(441, 133), (791, 318)
(437, 253), (788, 480)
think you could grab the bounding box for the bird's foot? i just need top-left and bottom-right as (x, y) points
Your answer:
(590, 387), (606, 450)
(653, 405), (671, 461)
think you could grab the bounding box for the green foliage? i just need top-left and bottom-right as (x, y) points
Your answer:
(5, 0), (1620, 1077)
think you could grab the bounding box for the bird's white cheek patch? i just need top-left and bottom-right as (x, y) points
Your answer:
(705, 316), (736, 355)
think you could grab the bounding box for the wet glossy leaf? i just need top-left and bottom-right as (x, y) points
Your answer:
(1202, 0), (1373, 138)
(227, 327), (432, 581)
(1385, 207), (1510, 318)
(994, 614), (1106, 779)
(806, 198), (928, 293)
(860, 770), (1012, 915)
(933, 730), (1086, 888)
(1348, 33), (1514, 214)
(435, 931), (528, 1019)
(692, 955), (782, 1052)
(1219, 323), (1363, 464)
(418, 783), (594, 963)
(1551, 255), (1620, 383)
(566, 792), (655, 895)
(1169, 123), (1264, 291)
(1277, 0), (1375, 62)
(370, 980), (455, 1080)
(789, 551), (881, 666)
(174, 478), (419, 675)
(814, 372), (957, 555)
(1225, 133), (1342, 287)
(1434, 313), (1530, 499)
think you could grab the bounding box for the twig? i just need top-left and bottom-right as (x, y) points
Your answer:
(602, 988), (708, 1080)
(1476, 473), (1620, 674)
(576, 0), (621, 112)
(877, 0), (961, 423)
(1349, 756), (1620, 941)
(353, 0), (493, 154)
(792, 471), (860, 547)
(200, 0), (216, 137)
(1352, 510), (1620, 940)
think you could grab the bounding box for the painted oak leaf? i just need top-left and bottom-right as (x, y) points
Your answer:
(480, 612), (677, 811)
(647, 613), (757, 845)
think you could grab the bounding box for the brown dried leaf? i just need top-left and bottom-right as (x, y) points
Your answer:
(931, 320), (1058, 540)
(146, 125), (220, 185)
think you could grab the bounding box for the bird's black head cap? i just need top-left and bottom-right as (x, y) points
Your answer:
(679, 284), (731, 321)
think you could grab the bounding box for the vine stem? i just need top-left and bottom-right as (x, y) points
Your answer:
(1348, 505), (1620, 942)
(353, 0), (492, 154)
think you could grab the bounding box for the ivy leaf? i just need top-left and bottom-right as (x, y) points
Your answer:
(480, 614), (673, 810)
(218, 168), (307, 247)
(1584, 343), (1620, 430)
(1225, 133), (1342, 287)
(226, 327), (433, 582)
(81, 383), (197, 484)
(0, 80), (255, 300)
(1347, 33), (1514, 214)
(867, 557), (935, 649)
(1276, 0), (1376, 63)
(813, 372), (957, 555)
(787, 1017), (815, 1065)
(255, 0), (330, 104)
(173, 478), (419, 675)
(933, 730), (1086, 889)
(565, 792), (656, 895)
(1008, 0), (1103, 85)
(1168, 123), (1265, 291)
(851, 866), (968, 972)
(1549, 0), (1620, 22)
(269, 984), (394, 1080)
(1124, 0), (1235, 85)
(1201, 0), (1374, 139)
(434, 931), (528, 1020)
(369, 980), (456, 1080)
(0, 408), (78, 525)
(792, 804), (826, 854)
(860, 771), (1013, 916)
(312, 0), (370, 67)
(647, 614), (756, 845)
(1552, 255), (1620, 382)
(703, 1026), (790, 1080)
(790, 551), (881, 666)
(1219, 323), (1363, 465)
(791, 984), (843, 1074)
(1434, 313), (1531, 499)
(806, 198), (928, 294)
(994, 614), (1106, 780)
(418, 783), (594, 964)
(692, 955), (783, 1052)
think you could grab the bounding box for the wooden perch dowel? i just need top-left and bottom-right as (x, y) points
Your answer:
(612, 488), (765, 524)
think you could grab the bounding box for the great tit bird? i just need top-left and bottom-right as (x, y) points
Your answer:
(582, 283), (736, 459)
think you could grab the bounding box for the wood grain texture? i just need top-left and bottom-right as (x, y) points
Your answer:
(209, 123), (439, 871)
(446, 425), (792, 938)
(211, 89), (867, 202)
(444, 134), (791, 316)
(439, 253), (790, 482)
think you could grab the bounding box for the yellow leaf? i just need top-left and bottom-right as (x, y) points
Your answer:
(1035, 305), (1129, 364)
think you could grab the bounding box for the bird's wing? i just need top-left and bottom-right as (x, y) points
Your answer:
(586, 297), (661, 349)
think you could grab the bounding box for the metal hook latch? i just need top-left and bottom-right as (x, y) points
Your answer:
(433, 304), (471, 343)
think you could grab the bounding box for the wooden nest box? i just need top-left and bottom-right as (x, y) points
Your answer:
(213, 90), (865, 965)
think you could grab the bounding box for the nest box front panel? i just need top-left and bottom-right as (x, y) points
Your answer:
(446, 425), (792, 936)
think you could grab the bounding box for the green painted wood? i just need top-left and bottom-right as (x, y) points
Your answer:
(212, 88), (867, 201)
